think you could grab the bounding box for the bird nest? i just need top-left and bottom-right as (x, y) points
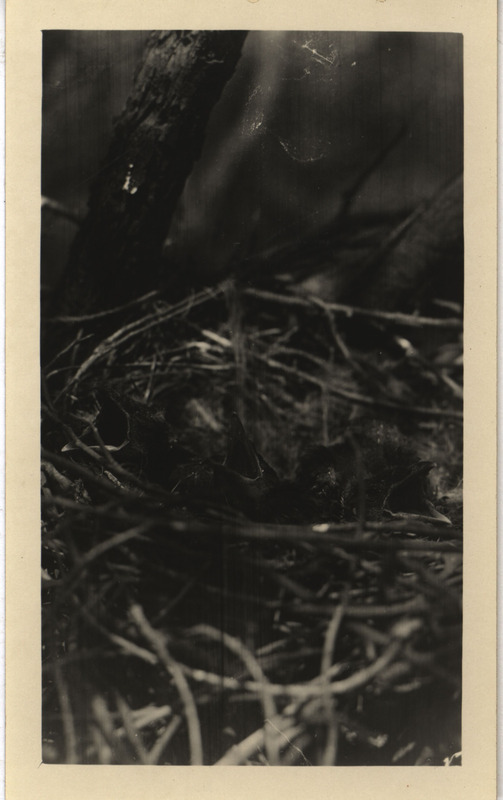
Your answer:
(41, 279), (463, 766)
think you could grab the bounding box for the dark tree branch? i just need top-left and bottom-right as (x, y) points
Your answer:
(62, 30), (247, 314)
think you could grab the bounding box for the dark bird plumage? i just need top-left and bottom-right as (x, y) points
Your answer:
(64, 389), (193, 487)
(212, 413), (279, 519)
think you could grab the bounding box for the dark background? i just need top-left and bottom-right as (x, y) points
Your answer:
(42, 31), (463, 289)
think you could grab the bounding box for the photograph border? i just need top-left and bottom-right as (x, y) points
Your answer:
(6, 2), (497, 798)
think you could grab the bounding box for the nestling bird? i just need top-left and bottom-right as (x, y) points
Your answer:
(213, 414), (340, 523)
(172, 412), (450, 525)
(63, 389), (193, 487)
(294, 420), (451, 524)
(212, 413), (279, 519)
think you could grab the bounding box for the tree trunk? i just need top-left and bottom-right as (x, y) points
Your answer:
(62, 30), (247, 314)
(355, 174), (463, 310)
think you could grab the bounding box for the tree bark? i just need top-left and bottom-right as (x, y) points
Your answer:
(355, 174), (463, 310)
(62, 30), (247, 314)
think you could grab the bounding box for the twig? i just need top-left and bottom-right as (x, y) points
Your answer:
(66, 522), (152, 588)
(99, 630), (406, 711)
(90, 722), (112, 765)
(129, 705), (173, 729)
(53, 660), (78, 763)
(347, 620), (461, 686)
(75, 605), (158, 666)
(346, 434), (367, 536)
(190, 624), (281, 765)
(244, 287), (462, 329)
(315, 519), (461, 538)
(130, 604), (204, 765)
(318, 638), (403, 695)
(224, 281), (247, 422)
(91, 693), (125, 763)
(41, 460), (74, 493)
(86, 418), (166, 495)
(115, 692), (150, 764)
(320, 602), (346, 764)
(265, 721), (313, 766)
(59, 284), (224, 396)
(40, 447), (171, 504)
(54, 290), (159, 323)
(317, 298), (362, 375)
(41, 493), (144, 523)
(215, 719), (303, 766)
(253, 351), (463, 420)
(266, 569), (321, 602)
(42, 405), (104, 464)
(41, 447), (127, 498)
(43, 331), (95, 370)
(321, 603), (346, 677)
(397, 554), (463, 610)
(42, 195), (83, 224)
(169, 519), (462, 552)
(185, 640), (404, 699)
(146, 715), (183, 764)
(288, 595), (429, 620)
(42, 647), (118, 673)
(439, 370), (463, 399)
